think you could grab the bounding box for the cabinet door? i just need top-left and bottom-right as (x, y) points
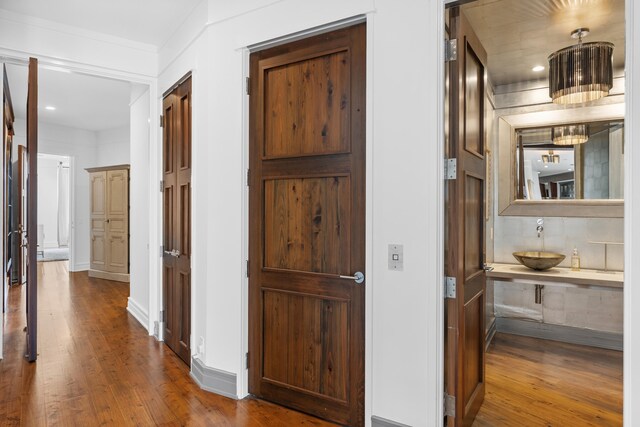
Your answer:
(106, 169), (128, 273)
(90, 171), (107, 271)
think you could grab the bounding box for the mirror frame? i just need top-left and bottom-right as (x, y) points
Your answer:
(497, 102), (624, 218)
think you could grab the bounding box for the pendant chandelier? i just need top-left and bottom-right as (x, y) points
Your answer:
(542, 150), (560, 164)
(548, 28), (614, 104)
(553, 124), (589, 145)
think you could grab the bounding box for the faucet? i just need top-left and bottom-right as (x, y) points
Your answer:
(536, 218), (544, 238)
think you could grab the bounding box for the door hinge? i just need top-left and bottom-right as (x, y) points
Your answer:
(444, 393), (456, 417)
(246, 260), (250, 278)
(445, 39), (458, 62)
(160, 115), (164, 127)
(160, 310), (165, 322)
(445, 276), (457, 299)
(444, 158), (457, 180)
(245, 77), (251, 95)
(160, 245), (164, 257)
(160, 180), (164, 192)
(246, 352), (249, 369)
(246, 169), (250, 186)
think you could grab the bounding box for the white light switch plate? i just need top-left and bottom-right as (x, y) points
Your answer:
(388, 244), (403, 271)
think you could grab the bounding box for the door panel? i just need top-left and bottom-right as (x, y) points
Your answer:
(263, 50), (351, 158)
(162, 76), (192, 365)
(105, 169), (128, 274)
(90, 172), (107, 271)
(249, 24), (366, 427)
(263, 177), (350, 274)
(446, 7), (487, 427)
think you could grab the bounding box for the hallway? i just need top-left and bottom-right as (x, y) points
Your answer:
(0, 261), (334, 426)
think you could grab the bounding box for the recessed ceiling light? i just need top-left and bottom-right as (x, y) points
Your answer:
(45, 106), (56, 111)
(568, 168), (573, 171)
(532, 65), (545, 72)
(544, 165), (549, 168)
(537, 159), (542, 162)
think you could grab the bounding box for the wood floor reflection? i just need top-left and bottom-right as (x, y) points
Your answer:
(473, 332), (623, 426)
(0, 261), (336, 426)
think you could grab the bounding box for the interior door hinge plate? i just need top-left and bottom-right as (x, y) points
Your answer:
(444, 158), (457, 180)
(445, 276), (456, 299)
(246, 352), (249, 369)
(245, 77), (251, 95)
(444, 393), (456, 417)
(246, 169), (250, 186)
(160, 180), (164, 192)
(445, 39), (458, 62)
(160, 115), (164, 127)
(246, 260), (250, 278)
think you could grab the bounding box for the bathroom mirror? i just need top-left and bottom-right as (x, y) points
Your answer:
(497, 103), (624, 217)
(515, 120), (624, 201)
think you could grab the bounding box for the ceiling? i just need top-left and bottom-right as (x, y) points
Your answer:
(0, 0), (202, 47)
(5, 64), (132, 131)
(462, 0), (626, 87)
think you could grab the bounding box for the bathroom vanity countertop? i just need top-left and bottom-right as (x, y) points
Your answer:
(487, 263), (623, 289)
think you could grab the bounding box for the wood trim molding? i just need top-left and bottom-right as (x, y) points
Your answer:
(190, 357), (238, 400)
(495, 318), (623, 351)
(85, 164), (130, 173)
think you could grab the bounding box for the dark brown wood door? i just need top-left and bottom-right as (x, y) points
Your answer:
(445, 7), (488, 427)
(26, 57), (38, 362)
(162, 76), (192, 365)
(248, 24), (366, 427)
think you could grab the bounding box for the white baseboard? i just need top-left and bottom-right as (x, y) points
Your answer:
(127, 298), (149, 331)
(71, 262), (89, 272)
(190, 356), (238, 399)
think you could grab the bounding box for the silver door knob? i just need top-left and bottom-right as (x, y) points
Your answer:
(339, 271), (365, 284)
(164, 249), (180, 257)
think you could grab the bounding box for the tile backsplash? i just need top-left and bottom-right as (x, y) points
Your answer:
(493, 216), (624, 271)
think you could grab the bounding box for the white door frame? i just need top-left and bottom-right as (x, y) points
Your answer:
(0, 50), (160, 334)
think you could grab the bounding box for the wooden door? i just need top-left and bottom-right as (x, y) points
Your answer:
(162, 76), (192, 365)
(26, 57), (38, 362)
(445, 7), (488, 426)
(248, 24), (366, 426)
(105, 169), (128, 273)
(2, 64), (14, 313)
(90, 171), (107, 271)
(18, 145), (27, 285)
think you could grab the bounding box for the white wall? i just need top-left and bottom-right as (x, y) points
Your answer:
(159, 0), (441, 425)
(37, 156), (61, 248)
(14, 119), (99, 271)
(128, 87), (151, 330)
(96, 125), (130, 167)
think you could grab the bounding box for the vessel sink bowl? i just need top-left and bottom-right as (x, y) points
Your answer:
(512, 251), (566, 270)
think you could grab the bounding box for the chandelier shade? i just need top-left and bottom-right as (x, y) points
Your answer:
(548, 41), (614, 104)
(552, 124), (589, 145)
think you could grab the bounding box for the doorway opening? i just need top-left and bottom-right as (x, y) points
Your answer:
(36, 153), (71, 263)
(1, 59), (153, 361)
(444, 1), (625, 425)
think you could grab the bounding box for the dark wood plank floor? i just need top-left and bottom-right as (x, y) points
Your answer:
(0, 261), (336, 426)
(474, 332), (623, 427)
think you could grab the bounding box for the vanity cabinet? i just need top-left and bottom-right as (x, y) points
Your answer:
(86, 165), (129, 282)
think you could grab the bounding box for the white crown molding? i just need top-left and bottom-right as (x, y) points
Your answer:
(0, 8), (158, 53)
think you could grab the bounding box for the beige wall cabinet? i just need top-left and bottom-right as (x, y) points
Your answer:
(86, 165), (129, 282)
